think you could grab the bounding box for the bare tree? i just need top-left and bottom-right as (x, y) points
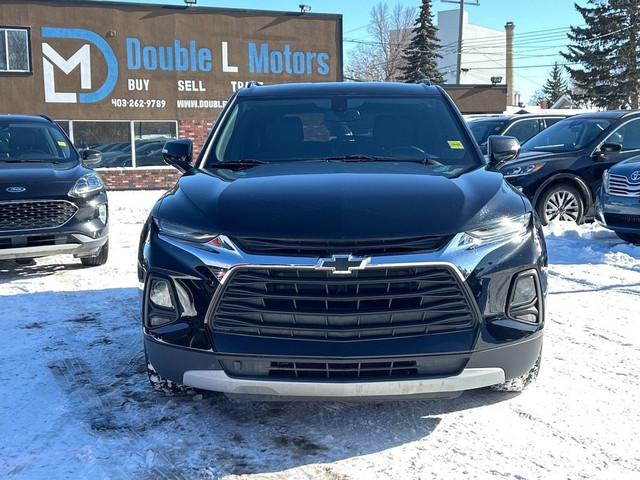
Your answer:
(345, 3), (417, 82)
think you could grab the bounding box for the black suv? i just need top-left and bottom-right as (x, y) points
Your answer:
(0, 115), (108, 266)
(139, 82), (547, 400)
(495, 110), (640, 224)
(468, 113), (569, 154)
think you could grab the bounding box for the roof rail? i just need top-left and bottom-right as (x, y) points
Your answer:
(38, 114), (54, 123)
(245, 81), (263, 88)
(418, 78), (432, 86)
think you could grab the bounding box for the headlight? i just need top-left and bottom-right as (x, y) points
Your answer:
(68, 172), (104, 197)
(602, 169), (610, 194)
(459, 213), (531, 248)
(502, 163), (546, 178)
(154, 218), (231, 249)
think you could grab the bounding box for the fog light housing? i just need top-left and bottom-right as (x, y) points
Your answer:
(150, 279), (174, 309)
(507, 270), (543, 324)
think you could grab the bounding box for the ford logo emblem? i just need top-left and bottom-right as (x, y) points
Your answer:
(6, 186), (26, 193)
(630, 171), (640, 182)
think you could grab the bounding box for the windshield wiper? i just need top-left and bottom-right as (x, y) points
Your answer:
(211, 159), (268, 169)
(321, 155), (443, 166)
(1, 159), (60, 164)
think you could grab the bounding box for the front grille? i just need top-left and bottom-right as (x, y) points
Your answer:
(211, 266), (478, 341)
(604, 213), (640, 228)
(607, 173), (640, 197)
(230, 235), (453, 257)
(218, 355), (469, 380)
(0, 201), (78, 231)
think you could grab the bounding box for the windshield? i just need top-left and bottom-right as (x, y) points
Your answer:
(0, 120), (75, 163)
(204, 95), (478, 169)
(468, 119), (507, 144)
(521, 117), (611, 152)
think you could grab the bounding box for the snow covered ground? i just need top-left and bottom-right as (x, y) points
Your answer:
(1, 190), (639, 480)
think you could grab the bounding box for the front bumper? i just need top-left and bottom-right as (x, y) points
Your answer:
(0, 192), (108, 261)
(596, 190), (640, 234)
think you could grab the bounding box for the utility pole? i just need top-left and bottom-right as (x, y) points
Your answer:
(441, 0), (479, 84)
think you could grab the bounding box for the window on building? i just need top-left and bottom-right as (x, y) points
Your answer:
(69, 120), (177, 168)
(0, 27), (31, 73)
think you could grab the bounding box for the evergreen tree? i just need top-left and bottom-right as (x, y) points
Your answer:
(562, 0), (640, 109)
(541, 62), (570, 106)
(400, 0), (445, 84)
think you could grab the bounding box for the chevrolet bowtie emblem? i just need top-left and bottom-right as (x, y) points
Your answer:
(315, 255), (370, 274)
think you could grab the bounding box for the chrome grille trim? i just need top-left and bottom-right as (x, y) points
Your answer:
(607, 173), (640, 197)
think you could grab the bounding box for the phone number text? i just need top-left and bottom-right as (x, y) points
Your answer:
(110, 99), (167, 108)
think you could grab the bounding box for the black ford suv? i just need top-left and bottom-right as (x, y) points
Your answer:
(0, 115), (108, 266)
(139, 82), (547, 400)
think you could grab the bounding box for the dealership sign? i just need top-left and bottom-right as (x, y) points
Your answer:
(40, 27), (333, 105)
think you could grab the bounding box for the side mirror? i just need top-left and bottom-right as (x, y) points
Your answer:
(486, 135), (520, 170)
(162, 139), (193, 173)
(593, 142), (622, 162)
(81, 149), (102, 166)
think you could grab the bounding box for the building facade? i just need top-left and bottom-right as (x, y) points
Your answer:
(437, 9), (506, 87)
(1, 0), (343, 189)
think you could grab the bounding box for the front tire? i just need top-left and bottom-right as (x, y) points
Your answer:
(81, 240), (109, 267)
(615, 232), (640, 245)
(490, 353), (541, 392)
(536, 184), (584, 225)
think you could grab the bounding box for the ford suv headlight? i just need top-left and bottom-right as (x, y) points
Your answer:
(68, 172), (104, 197)
(459, 213), (531, 248)
(502, 163), (546, 178)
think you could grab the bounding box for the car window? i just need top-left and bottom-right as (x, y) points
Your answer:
(605, 118), (640, 151)
(0, 120), (75, 162)
(468, 119), (506, 144)
(522, 117), (612, 152)
(503, 119), (540, 144)
(543, 117), (565, 127)
(206, 95), (478, 168)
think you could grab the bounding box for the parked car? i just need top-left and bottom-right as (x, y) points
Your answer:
(492, 110), (640, 225)
(468, 113), (569, 154)
(595, 157), (640, 244)
(0, 114), (109, 266)
(138, 81), (547, 400)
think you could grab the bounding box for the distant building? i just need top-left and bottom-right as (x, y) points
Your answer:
(436, 10), (506, 86)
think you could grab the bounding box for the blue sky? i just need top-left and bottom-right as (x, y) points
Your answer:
(112, 0), (587, 102)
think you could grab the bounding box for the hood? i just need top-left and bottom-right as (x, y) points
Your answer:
(159, 162), (526, 239)
(612, 155), (640, 174)
(0, 161), (86, 198)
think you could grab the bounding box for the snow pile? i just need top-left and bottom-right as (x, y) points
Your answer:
(0, 190), (638, 479)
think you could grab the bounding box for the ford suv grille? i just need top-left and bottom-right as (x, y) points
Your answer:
(0, 201), (78, 231)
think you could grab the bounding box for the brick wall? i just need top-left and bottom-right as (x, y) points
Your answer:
(179, 119), (215, 157)
(99, 167), (181, 191)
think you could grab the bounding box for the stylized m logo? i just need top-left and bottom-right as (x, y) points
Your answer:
(41, 27), (118, 103)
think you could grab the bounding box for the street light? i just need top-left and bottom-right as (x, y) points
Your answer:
(491, 76), (503, 85)
(184, 0), (197, 5)
(299, 4), (311, 13)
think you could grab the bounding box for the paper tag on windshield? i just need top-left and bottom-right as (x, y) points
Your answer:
(447, 140), (464, 149)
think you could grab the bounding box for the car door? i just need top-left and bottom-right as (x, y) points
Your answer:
(503, 118), (542, 145)
(589, 117), (640, 193)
